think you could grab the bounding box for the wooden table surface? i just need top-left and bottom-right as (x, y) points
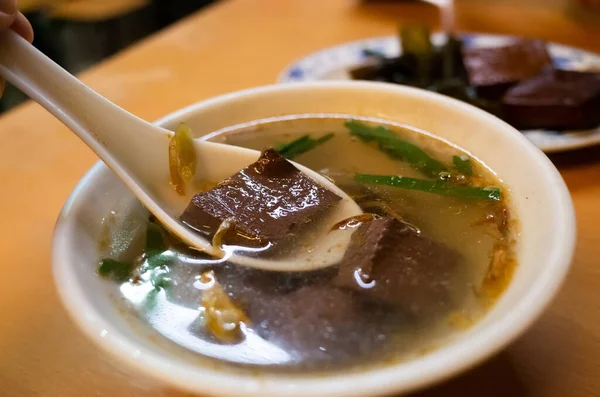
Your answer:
(1, 0), (599, 396)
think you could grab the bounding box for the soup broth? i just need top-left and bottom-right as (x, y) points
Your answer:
(99, 115), (516, 371)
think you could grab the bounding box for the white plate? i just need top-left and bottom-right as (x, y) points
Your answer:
(279, 33), (600, 153)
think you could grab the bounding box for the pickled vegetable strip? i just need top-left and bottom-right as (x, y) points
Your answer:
(168, 137), (184, 194)
(168, 123), (197, 195)
(211, 218), (234, 259)
(400, 25), (434, 85)
(200, 271), (249, 343)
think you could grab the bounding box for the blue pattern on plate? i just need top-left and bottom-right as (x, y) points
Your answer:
(288, 67), (305, 80)
(361, 48), (387, 59)
(553, 55), (575, 68)
(460, 34), (476, 48)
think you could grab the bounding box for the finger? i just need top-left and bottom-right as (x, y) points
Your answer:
(10, 12), (33, 42)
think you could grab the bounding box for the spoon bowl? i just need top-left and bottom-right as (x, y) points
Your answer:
(0, 30), (361, 271)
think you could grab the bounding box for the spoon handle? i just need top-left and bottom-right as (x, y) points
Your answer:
(0, 30), (168, 174)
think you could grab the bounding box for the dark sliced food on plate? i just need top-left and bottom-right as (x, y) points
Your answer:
(502, 68), (600, 130)
(350, 26), (599, 132)
(180, 148), (341, 247)
(462, 39), (553, 100)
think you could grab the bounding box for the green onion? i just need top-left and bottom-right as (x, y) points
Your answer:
(98, 258), (132, 282)
(453, 155), (473, 176)
(276, 133), (334, 159)
(146, 252), (173, 269)
(142, 289), (159, 313)
(141, 220), (173, 278)
(345, 119), (447, 177)
(145, 223), (166, 256)
(355, 174), (501, 201)
(150, 266), (171, 290)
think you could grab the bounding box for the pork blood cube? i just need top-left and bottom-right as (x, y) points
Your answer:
(334, 217), (460, 316)
(180, 148), (341, 247)
(246, 285), (397, 364)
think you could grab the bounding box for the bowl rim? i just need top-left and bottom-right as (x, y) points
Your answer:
(52, 81), (576, 397)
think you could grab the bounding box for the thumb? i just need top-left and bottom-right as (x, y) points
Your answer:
(0, 0), (17, 29)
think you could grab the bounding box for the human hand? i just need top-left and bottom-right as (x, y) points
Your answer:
(0, 0), (34, 98)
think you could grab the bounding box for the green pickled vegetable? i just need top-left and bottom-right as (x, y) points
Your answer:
(429, 79), (471, 102)
(345, 119), (447, 177)
(355, 174), (501, 201)
(401, 25), (433, 56)
(98, 258), (132, 282)
(453, 155), (473, 176)
(400, 25), (434, 85)
(276, 133), (334, 159)
(441, 35), (464, 81)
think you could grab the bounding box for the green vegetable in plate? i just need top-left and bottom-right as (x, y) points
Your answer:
(345, 119), (447, 177)
(400, 25), (434, 85)
(276, 133), (334, 159)
(98, 258), (132, 281)
(441, 35), (464, 80)
(355, 174), (501, 201)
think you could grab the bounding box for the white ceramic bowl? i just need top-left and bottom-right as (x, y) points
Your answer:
(53, 81), (576, 397)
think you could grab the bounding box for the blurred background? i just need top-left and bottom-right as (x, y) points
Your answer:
(0, 0), (598, 114)
(0, 0), (216, 113)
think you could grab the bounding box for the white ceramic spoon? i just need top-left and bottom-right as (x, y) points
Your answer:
(0, 30), (362, 271)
